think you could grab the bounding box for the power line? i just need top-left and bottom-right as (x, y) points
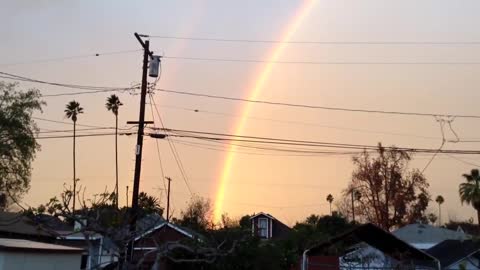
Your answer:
(149, 35), (480, 45)
(0, 71), (139, 97)
(36, 132), (136, 140)
(163, 56), (480, 65)
(150, 127), (480, 155)
(42, 89), (126, 97)
(159, 104), (441, 140)
(188, 136), (365, 155)
(0, 71), (138, 92)
(0, 49), (141, 67)
(149, 93), (193, 195)
(420, 117), (447, 173)
(169, 138), (358, 157)
(147, 95), (167, 192)
(36, 126), (134, 134)
(37, 127), (114, 134)
(446, 154), (480, 167)
(4, 71), (480, 120)
(153, 88), (480, 119)
(32, 117), (114, 129)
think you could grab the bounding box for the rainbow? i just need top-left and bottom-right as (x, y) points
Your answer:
(213, 0), (316, 223)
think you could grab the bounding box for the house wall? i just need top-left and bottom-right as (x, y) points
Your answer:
(57, 238), (103, 270)
(339, 243), (436, 270)
(0, 251), (81, 270)
(251, 215), (272, 239)
(340, 243), (395, 269)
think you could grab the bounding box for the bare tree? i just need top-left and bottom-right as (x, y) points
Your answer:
(347, 143), (430, 230)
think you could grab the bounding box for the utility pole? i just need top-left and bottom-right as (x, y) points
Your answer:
(166, 177), (172, 223)
(126, 186), (129, 208)
(351, 189), (355, 223)
(127, 32), (156, 263)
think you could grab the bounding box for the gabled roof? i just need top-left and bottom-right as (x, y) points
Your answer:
(393, 223), (470, 245)
(307, 223), (438, 266)
(134, 214), (201, 241)
(250, 212), (276, 220)
(134, 222), (194, 241)
(426, 240), (480, 268)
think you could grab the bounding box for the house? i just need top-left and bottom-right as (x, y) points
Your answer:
(393, 223), (470, 250)
(132, 214), (201, 270)
(56, 231), (117, 270)
(0, 237), (83, 270)
(302, 223), (440, 270)
(0, 212), (57, 242)
(250, 212), (291, 240)
(427, 240), (480, 270)
(51, 213), (201, 270)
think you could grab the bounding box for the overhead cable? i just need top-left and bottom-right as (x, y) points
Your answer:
(153, 88), (480, 119)
(149, 35), (480, 45)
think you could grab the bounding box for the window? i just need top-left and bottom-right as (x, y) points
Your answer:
(258, 218), (268, 238)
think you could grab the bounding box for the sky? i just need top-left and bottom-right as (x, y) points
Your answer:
(2, 0), (480, 225)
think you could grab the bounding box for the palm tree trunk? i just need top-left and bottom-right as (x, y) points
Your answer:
(73, 121), (76, 213)
(329, 203), (332, 215)
(477, 209), (480, 228)
(115, 115), (119, 209)
(438, 203), (441, 227)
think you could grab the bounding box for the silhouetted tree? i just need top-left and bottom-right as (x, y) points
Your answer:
(174, 196), (211, 232)
(435, 195), (444, 226)
(138, 191), (163, 216)
(459, 169), (480, 226)
(105, 94), (123, 209)
(305, 214), (320, 226)
(239, 215), (251, 230)
(0, 82), (44, 209)
(326, 194), (334, 215)
(346, 143), (430, 230)
(64, 100), (83, 212)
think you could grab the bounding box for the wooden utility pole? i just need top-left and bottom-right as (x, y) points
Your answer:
(166, 177), (172, 222)
(126, 186), (129, 208)
(127, 32), (153, 263)
(351, 189), (355, 223)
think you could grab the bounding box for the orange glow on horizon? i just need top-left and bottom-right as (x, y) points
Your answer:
(213, 0), (316, 223)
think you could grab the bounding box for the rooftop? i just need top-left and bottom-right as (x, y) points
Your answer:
(393, 223), (469, 245)
(0, 238), (83, 253)
(0, 212), (55, 238)
(427, 239), (480, 268)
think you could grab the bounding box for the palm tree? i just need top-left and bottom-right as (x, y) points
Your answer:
(459, 169), (480, 226)
(138, 192), (163, 216)
(65, 100), (83, 212)
(326, 194), (334, 215)
(435, 195), (444, 226)
(106, 94), (123, 209)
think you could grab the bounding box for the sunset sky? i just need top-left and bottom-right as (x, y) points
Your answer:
(2, 0), (480, 225)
